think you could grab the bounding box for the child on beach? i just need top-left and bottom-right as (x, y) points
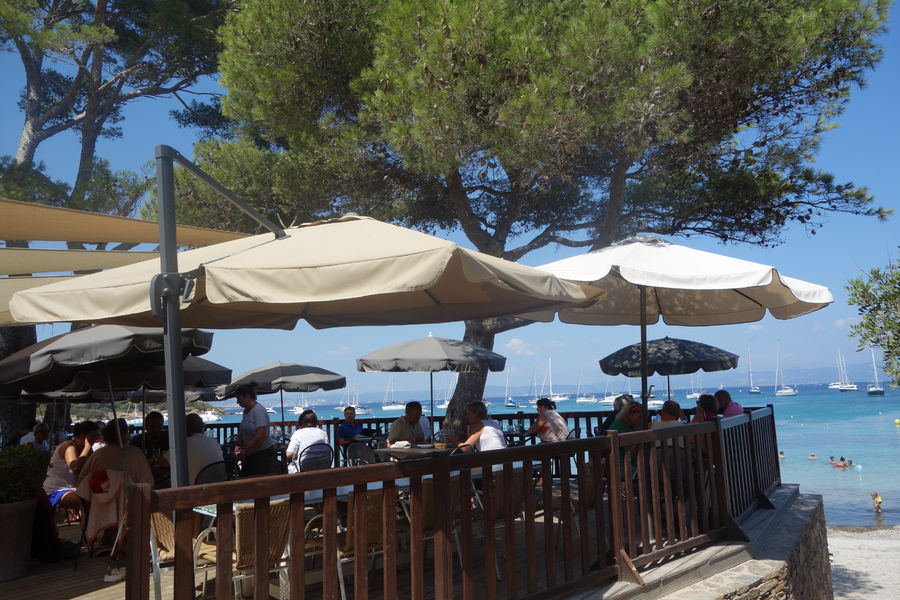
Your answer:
(871, 492), (883, 513)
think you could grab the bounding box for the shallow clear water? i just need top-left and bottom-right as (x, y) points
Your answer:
(217, 385), (900, 526)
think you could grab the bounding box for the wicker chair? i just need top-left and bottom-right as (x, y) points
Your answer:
(194, 498), (292, 599)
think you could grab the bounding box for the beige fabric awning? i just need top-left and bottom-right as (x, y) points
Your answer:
(10, 215), (605, 329)
(0, 276), (75, 325)
(0, 248), (158, 276)
(0, 198), (246, 245)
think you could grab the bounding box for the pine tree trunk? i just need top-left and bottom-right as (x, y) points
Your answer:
(443, 319), (497, 438)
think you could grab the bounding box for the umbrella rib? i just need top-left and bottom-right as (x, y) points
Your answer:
(424, 289), (442, 305)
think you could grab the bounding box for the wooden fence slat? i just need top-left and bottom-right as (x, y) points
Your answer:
(253, 497), (270, 600)
(353, 484), (369, 600)
(322, 489), (338, 600)
(503, 464), (518, 599)
(289, 494), (305, 600)
(381, 481), (398, 600)
(216, 502), (235, 600)
(541, 458), (556, 588)
(522, 459), (538, 594)
(636, 443), (650, 556)
(560, 456), (574, 581)
(481, 468), (498, 599)
(125, 484), (151, 600)
(173, 508), (194, 600)
(458, 470), (475, 600)
(410, 476), (424, 600)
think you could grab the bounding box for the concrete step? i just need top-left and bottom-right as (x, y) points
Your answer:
(558, 485), (804, 600)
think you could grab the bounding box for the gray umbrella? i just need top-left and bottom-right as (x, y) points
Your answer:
(0, 325), (213, 394)
(599, 337), (739, 401)
(357, 336), (507, 424)
(216, 362), (346, 427)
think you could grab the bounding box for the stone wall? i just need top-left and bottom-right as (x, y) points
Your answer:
(721, 501), (832, 600)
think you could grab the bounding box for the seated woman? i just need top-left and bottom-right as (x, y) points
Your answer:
(453, 401), (508, 453)
(525, 398), (569, 442)
(608, 400), (643, 434)
(43, 420), (100, 509)
(77, 419), (154, 488)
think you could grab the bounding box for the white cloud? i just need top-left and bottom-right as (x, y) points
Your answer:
(832, 318), (857, 329)
(504, 337), (537, 356)
(326, 345), (354, 356)
(745, 324), (764, 333)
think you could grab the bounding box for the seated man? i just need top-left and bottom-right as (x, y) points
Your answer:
(651, 400), (684, 429)
(386, 401), (425, 446)
(129, 411), (170, 487)
(20, 421), (51, 452)
(185, 413), (226, 484)
(285, 410), (329, 473)
(714, 390), (743, 418)
(337, 406), (364, 447)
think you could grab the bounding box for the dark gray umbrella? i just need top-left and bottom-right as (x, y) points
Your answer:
(599, 337), (739, 401)
(0, 325), (214, 478)
(61, 356), (231, 393)
(0, 325), (213, 394)
(216, 362), (346, 427)
(357, 336), (506, 423)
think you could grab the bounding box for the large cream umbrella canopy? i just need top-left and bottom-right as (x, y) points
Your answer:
(532, 235), (832, 326)
(10, 216), (603, 329)
(529, 236), (833, 421)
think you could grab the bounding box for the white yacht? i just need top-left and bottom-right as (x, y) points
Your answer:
(774, 344), (798, 396)
(866, 347), (884, 396)
(547, 358), (569, 403)
(835, 351), (859, 391)
(381, 376), (406, 411)
(685, 373), (704, 400)
(198, 410), (221, 423)
(747, 350), (762, 394)
(574, 372), (596, 403)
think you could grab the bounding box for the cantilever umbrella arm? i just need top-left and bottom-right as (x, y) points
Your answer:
(153, 144), (285, 487)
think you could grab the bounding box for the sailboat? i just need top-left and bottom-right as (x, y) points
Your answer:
(381, 376), (406, 411)
(837, 351), (859, 391)
(685, 373), (704, 400)
(747, 350), (762, 394)
(503, 372), (523, 408)
(437, 372), (458, 409)
(774, 344), (798, 396)
(528, 368), (541, 404)
(575, 371), (597, 403)
(867, 347), (885, 396)
(548, 358), (569, 403)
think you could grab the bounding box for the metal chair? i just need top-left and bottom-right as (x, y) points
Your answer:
(195, 460), (229, 485)
(297, 442), (334, 472)
(345, 442), (377, 466)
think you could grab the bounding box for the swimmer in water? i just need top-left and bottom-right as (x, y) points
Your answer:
(828, 456), (836, 465)
(871, 492), (883, 513)
(834, 456), (846, 468)
(807, 452), (817, 460)
(779, 451), (785, 459)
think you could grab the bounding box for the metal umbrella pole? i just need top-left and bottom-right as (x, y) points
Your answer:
(280, 388), (286, 441)
(154, 144), (286, 487)
(639, 285), (650, 427)
(429, 372), (434, 434)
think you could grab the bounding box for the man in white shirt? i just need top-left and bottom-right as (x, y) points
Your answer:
(286, 410), (329, 473)
(185, 413), (225, 484)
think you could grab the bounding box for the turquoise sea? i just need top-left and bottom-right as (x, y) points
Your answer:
(217, 384), (899, 526)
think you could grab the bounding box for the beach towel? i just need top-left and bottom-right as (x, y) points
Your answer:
(75, 469), (125, 542)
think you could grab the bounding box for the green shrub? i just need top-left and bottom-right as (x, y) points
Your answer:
(0, 445), (50, 503)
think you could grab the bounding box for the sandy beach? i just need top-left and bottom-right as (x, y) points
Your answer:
(828, 526), (900, 599)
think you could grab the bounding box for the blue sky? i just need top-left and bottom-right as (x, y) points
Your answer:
(1, 13), (898, 398)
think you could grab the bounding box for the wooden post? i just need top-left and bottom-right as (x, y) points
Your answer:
(125, 484), (151, 600)
(432, 453), (453, 600)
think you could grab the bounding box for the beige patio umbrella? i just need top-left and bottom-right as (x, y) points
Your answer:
(10, 216), (603, 329)
(525, 235), (833, 421)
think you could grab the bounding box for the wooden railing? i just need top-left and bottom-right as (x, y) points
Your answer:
(124, 406), (780, 600)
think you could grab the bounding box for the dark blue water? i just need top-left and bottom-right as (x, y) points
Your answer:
(219, 384), (900, 525)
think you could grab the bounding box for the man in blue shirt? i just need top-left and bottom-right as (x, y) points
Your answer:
(337, 406), (363, 447)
